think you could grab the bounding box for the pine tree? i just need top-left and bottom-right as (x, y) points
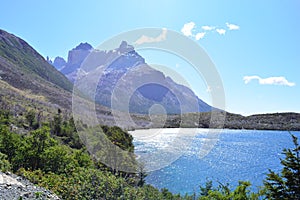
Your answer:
(264, 134), (300, 200)
(25, 109), (36, 128)
(200, 180), (213, 196)
(52, 109), (62, 136)
(137, 162), (147, 187)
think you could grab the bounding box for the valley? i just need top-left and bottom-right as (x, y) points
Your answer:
(0, 28), (299, 199)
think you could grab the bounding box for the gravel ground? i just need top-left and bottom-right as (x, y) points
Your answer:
(0, 172), (60, 200)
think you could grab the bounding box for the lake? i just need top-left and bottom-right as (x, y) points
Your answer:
(130, 128), (300, 195)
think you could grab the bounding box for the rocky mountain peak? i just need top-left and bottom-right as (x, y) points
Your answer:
(53, 56), (66, 70)
(50, 40), (212, 114)
(73, 42), (93, 51)
(62, 42), (94, 74)
(118, 41), (134, 53)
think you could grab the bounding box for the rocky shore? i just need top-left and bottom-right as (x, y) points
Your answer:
(0, 172), (60, 200)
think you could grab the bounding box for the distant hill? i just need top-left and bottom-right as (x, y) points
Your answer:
(162, 111), (300, 131)
(51, 41), (212, 114)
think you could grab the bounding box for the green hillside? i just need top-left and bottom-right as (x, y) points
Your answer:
(0, 29), (72, 92)
(0, 29), (74, 111)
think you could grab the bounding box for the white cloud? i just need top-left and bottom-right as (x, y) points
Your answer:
(243, 76), (295, 87)
(202, 25), (215, 31)
(216, 28), (226, 35)
(181, 22), (240, 40)
(195, 32), (206, 40)
(134, 28), (167, 45)
(226, 22), (240, 30)
(181, 22), (195, 37)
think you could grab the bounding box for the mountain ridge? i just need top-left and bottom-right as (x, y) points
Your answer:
(0, 29), (72, 92)
(0, 28), (299, 131)
(51, 41), (212, 114)
(0, 29), (73, 110)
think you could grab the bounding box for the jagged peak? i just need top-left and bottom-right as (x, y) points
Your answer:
(73, 42), (93, 51)
(118, 41), (134, 53)
(53, 56), (66, 62)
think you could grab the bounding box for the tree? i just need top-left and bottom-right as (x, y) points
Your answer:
(264, 134), (300, 200)
(0, 109), (11, 125)
(137, 162), (147, 187)
(15, 126), (56, 170)
(0, 152), (11, 172)
(42, 145), (72, 174)
(200, 180), (213, 196)
(60, 117), (83, 149)
(52, 109), (62, 136)
(198, 181), (260, 200)
(25, 109), (38, 129)
(0, 126), (21, 162)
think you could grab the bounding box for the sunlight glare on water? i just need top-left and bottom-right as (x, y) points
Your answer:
(130, 128), (300, 195)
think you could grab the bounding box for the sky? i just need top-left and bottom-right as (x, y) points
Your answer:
(0, 0), (299, 115)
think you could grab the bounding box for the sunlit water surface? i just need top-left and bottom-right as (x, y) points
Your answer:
(130, 128), (300, 195)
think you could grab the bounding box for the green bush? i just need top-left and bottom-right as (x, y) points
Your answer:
(0, 152), (11, 172)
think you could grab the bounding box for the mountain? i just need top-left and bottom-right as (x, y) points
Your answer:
(53, 41), (212, 114)
(0, 29), (120, 129)
(60, 42), (93, 75)
(0, 29), (149, 129)
(52, 56), (66, 70)
(0, 29), (73, 109)
(0, 29), (299, 130)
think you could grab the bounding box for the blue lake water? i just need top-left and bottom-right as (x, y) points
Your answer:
(131, 129), (300, 195)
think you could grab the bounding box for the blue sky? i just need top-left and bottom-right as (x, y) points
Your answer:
(1, 0), (299, 115)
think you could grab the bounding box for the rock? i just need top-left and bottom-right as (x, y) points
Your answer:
(73, 42), (93, 51)
(58, 41), (212, 116)
(46, 56), (52, 64)
(52, 56), (66, 70)
(0, 172), (61, 200)
(60, 42), (93, 75)
(0, 172), (24, 187)
(118, 41), (134, 53)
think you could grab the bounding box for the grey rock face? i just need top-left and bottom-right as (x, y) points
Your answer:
(54, 41), (212, 114)
(0, 172), (60, 200)
(52, 56), (66, 70)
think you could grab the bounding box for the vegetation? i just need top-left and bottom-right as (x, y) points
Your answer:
(263, 133), (300, 199)
(0, 152), (11, 172)
(198, 181), (261, 200)
(0, 29), (75, 115)
(0, 108), (184, 199)
(1, 27), (299, 199)
(0, 29), (73, 92)
(1, 108), (300, 199)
